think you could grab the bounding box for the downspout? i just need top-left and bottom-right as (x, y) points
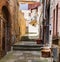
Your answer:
(49, 0), (53, 48)
(43, 0), (47, 45)
(43, 0), (46, 19)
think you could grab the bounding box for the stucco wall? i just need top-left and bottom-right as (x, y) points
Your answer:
(9, 0), (20, 43)
(58, 0), (60, 37)
(0, 0), (20, 45)
(49, 0), (58, 47)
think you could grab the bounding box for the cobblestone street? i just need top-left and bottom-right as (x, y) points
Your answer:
(0, 51), (52, 62)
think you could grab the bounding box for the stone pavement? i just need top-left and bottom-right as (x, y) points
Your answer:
(0, 51), (53, 62)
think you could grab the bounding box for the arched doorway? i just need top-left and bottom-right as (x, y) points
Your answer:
(2, 6), (11, 52)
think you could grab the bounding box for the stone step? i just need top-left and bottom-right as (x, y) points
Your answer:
(13, 41), (43, 51)
(20, 36), (35, 41)
(13, 45), (43, 51)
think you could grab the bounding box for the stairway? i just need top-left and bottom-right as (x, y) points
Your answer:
(12, 41), (43, 51)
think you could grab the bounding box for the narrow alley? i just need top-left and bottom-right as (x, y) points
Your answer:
(0, 0), (60, 62)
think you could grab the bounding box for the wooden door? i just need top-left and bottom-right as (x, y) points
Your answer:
(2, 19), (6, 56)
(2, 20), (6, 51)
(2, 6), (11, 51)
(0, 17), (6, 57)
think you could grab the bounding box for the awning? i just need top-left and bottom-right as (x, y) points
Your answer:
(19, 2), (41, 10)
(28, 2), (41, 10)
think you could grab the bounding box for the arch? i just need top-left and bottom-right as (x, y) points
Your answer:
(2, 6), (10, 21)
(2, 6), (11, 52)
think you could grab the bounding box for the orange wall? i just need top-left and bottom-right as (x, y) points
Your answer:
(18, 10), (26, 38)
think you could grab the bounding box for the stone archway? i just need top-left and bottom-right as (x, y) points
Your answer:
(2, 6), (11, 52)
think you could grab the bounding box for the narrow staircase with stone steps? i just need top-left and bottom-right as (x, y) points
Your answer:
(12, 41), (43, 51)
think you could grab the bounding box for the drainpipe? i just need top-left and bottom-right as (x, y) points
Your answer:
(43, 0), (47, 45)
(43, 0), (46, 19)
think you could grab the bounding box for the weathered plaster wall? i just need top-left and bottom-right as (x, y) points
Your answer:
(8, 0), (20, 43)
(0, 0), (20, 58)
(49, 0), (58, 47)
(58, 0), (60, 37)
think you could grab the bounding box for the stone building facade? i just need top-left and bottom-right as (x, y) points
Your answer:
(49, 0), (59, 46)
(58, 0), (60, 61)
(0, 0), (20, 58)
(58, 0), (60, 37)
(50, 0), (60, 61)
